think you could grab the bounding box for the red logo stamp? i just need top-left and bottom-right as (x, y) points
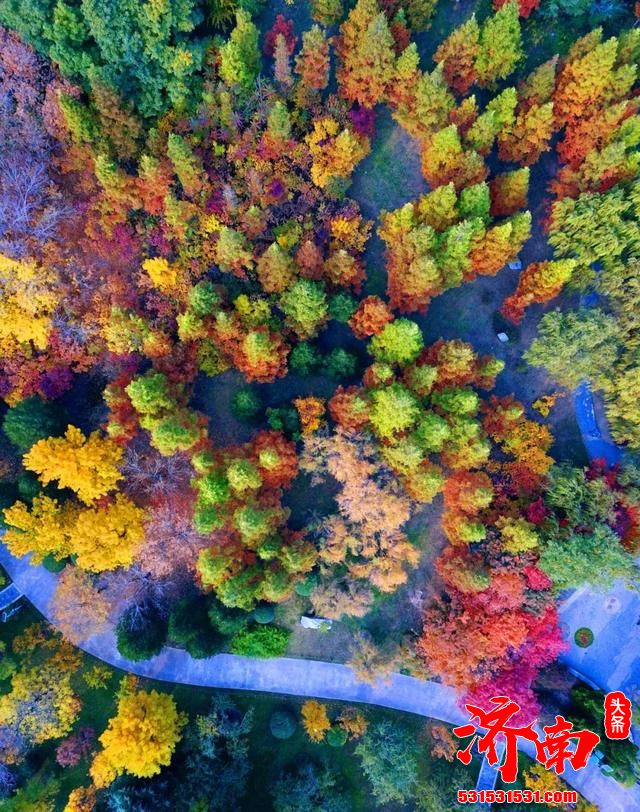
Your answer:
(604, 691), (632, 740)
(453, 696), (601, 783)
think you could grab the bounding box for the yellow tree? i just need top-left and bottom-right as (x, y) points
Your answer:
(24, 425), (125, 504)
(71, 494), (145, 572)
(3, 495), (78, 563)
(90, 689), (187, 787)
(0, 626), (82, 761)
(0, 253), (59, 354)
(301, 700), (331, 742)
(3, 493), (144, 572)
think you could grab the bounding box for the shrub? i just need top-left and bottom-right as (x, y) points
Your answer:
(208, 598), (250, 636)
(289, 343), (322, 375)
(270, 709), (297, 739)
(116, 607), (167, 661)
(253, 604), (275, 624)
(294, 574), (317, 597)
(323, 348), (358, 381)
(327, 727), (348, 747)
(574, 628), (594, 648)
(231, 387), (263, 422)
(267, 406), (301, 438)
(230, 624), (290, 657)
(3, 397), (62, 451)
(168, 595), (223, 658)
(328, 292), (358, 323)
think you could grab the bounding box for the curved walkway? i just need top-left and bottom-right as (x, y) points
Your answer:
(1, 545), (639, 810)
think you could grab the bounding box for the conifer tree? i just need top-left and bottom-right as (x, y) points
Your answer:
(475, 3), (523, 89)
(311, 0), (344, 26)
(498, 102), (555, 165)
(501, 260), (576, 323)
(336, 0), (396, 107)
(294, 25), (331, 95)
(490, 168), (530, 217)
(434, 15), (480, 95)
(421, 125), (486, 190)
(219, 10), (260, 91)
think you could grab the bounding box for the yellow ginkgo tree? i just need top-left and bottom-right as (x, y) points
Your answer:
(90, 689), (187, 787)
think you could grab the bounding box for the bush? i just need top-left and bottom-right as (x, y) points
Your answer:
(294, 574), (317, 597)
(327, 727), (348, 747)
(231, 387), (262, 422)
(270, 709), (297, 739)
(168, 595), (223, 658)
(42, 554), (67, 573)
(266, 407), (301, 439)
(230, 624), (290, 658)
(289, 343), (321, 375)
(253, 604), (275, 624)
(208, 598), (250, 637)
(3, 397), (62, 451)
(323, 348), (358, 381)
(116, 606), (167, 661)
(17, 472), (41, 502)
(574, 627), (594, 648)
(328, 292), (358, 323)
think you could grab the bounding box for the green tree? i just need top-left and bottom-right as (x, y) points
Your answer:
(475, 2), (522, 88)
(369, 319), (424, 366)
(271, 762), (351, 812)
(355, 721), (421, 805)
(539, 525), (635, 592)
(280, 279), (328, 339)
(369, 383), (421, 440)
(219, 9), (260, 90)
(3, 397), (62, 452)
(525, 309), (620, 389)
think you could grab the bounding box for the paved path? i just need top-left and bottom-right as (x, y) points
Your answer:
(1, 544), (639, 810)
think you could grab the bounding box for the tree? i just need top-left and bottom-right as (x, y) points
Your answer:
(421, 126), (486, 190)
(56, 726), (94, 767)
(524, 308), (620, 389)
(271, 762), (351, 812)
(91, 688), (186, 787)
(494, 0), (540, 16)
(219, 10), (260, 91)
(336, 0), (396, 108)
(369, 319), (424, 365)
(2, 397), (62, 452)
(475, 2), (523, 88)
(498, 102), (555, 166)
(311, 0), (343, 26)
(468, 213), (531, 279)
(306, 117), (370, 190)
(370, 383), (421, 440)
(280, 279), (328, 338)
(24, 425), (124, 504)
(0, 253), (59, 355)
(0, 0), (204, 118)
(434, 15), (480, 95)
(539, 525), (636, 592)
(294, 25), (331, 99)
(0, 626), (82, 759)
(301, 700), (331, 742)
(490, 168), (529, 217)
(355, 721), (420, 805)
(501, 260), (576, 323)
(50, 566), (110, 644)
